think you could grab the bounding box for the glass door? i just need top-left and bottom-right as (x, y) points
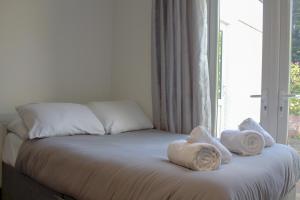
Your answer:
(214, 0), (292, 141)
(216, 0), (263, 135)
(281, 0), (300, 151)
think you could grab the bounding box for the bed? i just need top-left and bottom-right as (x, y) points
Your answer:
(2, 129), (300, 200)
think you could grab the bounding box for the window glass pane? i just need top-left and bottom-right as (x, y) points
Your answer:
(288, 0), (300, 154)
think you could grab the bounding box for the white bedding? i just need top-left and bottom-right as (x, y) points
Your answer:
(2, 132), (24, 167)
(15, 130), (300, 200)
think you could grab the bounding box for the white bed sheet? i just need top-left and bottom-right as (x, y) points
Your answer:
(3, 132), (24, 167)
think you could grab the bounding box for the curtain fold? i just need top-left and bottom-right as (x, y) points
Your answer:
(151, 0), (211, 134)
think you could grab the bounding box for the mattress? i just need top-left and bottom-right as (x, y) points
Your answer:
(15, 129), (300, 200)
(2, 133), (24, 167)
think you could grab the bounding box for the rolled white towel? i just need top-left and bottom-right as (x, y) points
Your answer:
(187, 126), (232, 164)
(220, 130), (265, 156)
(167, 140), (221, 171)
(239, 118), (275, 147)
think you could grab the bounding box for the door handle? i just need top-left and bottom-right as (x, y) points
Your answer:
(279, 92), (300, 116)
(250, 90), (268, 114)
(250, 94), (300, 98)
(250, 95), (262, 98)
(281, 94), (300, 99)
(278, 91), (300, 116)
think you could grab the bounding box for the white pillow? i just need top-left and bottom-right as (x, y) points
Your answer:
(7, 117), (28, 140)
(88, 101), (153, 134)
(17, 103), (106, 139)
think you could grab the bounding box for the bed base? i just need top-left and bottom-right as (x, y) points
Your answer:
(2, 163), (74, 200)
(1, 162), (297, 200)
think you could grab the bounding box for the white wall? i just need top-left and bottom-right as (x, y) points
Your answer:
(111, 0), (152, 118)
(0, 0), (113, 119)
(0, 0), (153, 121)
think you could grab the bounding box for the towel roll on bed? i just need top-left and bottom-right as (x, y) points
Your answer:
(187, 126), (232, 164)
(167, 140), (221, 171)
(221, 130), (265, 156)
(239, 118), (275, 147)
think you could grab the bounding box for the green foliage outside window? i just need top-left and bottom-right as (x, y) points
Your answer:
(290, 1), (300, 116)
(289, 63), (300, 115)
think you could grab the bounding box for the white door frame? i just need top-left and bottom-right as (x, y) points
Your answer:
(277, 0), (292, 144)
(260, 0), (281, 141)
(261, 0), (292, 144)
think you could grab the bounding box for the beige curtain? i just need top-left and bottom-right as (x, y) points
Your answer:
(151, 0), (211, 134)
